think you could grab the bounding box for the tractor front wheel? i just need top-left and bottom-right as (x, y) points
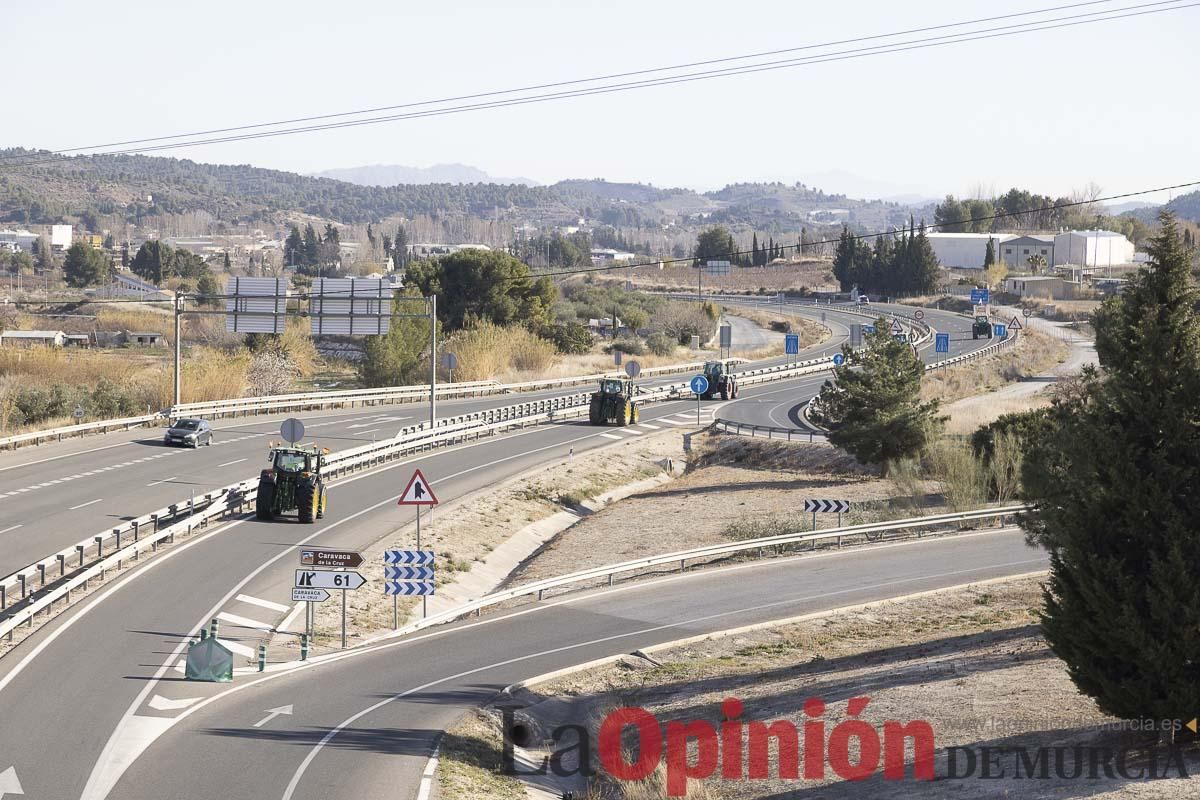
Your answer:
(631, 405), (640, 424)
(255, 478), (276, 521)
(620, 401), (633, 426)
(317, 484), (327, 519)
(297, 480), (319, 524)
(720, 384), (729, 401)
(588, 397), (603, 426)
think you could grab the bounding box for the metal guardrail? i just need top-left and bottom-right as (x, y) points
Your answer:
(0, 352), (840, 639)
(378, 504), (1033, 639)
(712, 418), (824, 441)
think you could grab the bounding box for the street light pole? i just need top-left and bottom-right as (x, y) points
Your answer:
(173, 293), (182, 407)
(429, 294), (437, 430)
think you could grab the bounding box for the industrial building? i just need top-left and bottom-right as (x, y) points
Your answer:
(1053, 230), (1135, 268)
(999, 235), (1055, 269)
(927, 229), (1135, 270)
(925, 233), (1015, 269)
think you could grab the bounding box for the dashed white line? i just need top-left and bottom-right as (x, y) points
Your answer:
(69, 498), (103, 510)
(0, 525), (23, 535)
(217, 458), (247, 468)
(637, 423), (661, 430)
(235, 594), (291, 614)
(620, 427), (644, 435)
(598, 433), (622, 440)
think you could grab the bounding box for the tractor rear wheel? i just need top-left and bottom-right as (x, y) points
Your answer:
(620, 401), (633, 426)
(297, 480), (319, 524)
(589, 397), (603, 425)
(720, 384), (729, 401)
(631, 405), (640, 424)
(317, 484), (327, 519)
(255, 478), (275, 521)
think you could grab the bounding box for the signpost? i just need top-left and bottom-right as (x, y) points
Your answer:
(280, 418), (304, 445)
(890, 318), (904, 336)
(849, 324), (862, 348)
(292, 587), (330, 603)
(73, 406), (85, 421)
(1008, 316), (1023, 331)
(299, 548), (362, 568)
(442, 352), (458, 383)
(785, 334), (799, 360)
(1023, 307), (1032, 319)
(689, 375), (708, 425)
(293, 568), (366, 649)
(935, 332), (950, 363)
(625, 360), (641, 378)
(398, 470), (439, 618)
(384, 550), (437, 626)
(914, 309), (925, 321)
(832, 353), (846, 367)
(994, 323), (1008, 339)
(804, 498), (850, 528)
(970, 288), (990, 305)
(719, 324), (732, 358)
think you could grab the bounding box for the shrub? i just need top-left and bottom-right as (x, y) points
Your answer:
(605, 337), (645, 356)
(768, 320), (792, 333)
(541, 322), (593, 355)
(645, 332), (676, 356)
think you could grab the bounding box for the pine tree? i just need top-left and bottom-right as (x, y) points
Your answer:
(832, 226), (856, 290)
(302, 224), (320, 269)
(984, 237), (997, 268)
(394, 225), (410, 269)
(1023, 212), (1200, 724)
(223, 251), (231, 271)
(814, 325), (940, 474)
(284, 226), (304, 268)
(751, 233), (759, 267)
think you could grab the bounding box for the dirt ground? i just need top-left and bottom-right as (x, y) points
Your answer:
(449, 576), (1199, 799)
(921, 326), (1070, 408)
(600, 261), (839, 295)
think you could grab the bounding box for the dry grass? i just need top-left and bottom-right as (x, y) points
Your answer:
(921, 327), (1068, 406)
(606, 260), (839, 294)
(442, 322), (557, 381)
(942, 393), (1054, 435)
(95, 308), (174, 341)
(437, 709), (526, 799)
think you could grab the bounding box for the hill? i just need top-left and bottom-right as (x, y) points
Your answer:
(313, 163), (539, 187)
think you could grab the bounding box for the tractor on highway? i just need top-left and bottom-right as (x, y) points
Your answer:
(971, 314), (993, 340)
(256, 444), (328, 523)
(588, 377), (639, 426)
(700, 360), (739, 400)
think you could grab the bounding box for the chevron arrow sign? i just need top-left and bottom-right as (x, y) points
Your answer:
(385, 550), (435, 566)
(385, 581), (436, 596)
(804, 499), (850, 513)
(385, 565), (435, 581)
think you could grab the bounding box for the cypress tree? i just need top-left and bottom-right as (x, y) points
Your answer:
(751, 232), (760, 267)
(1024, 212), (1200, 724)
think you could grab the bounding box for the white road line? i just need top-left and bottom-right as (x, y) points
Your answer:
(0, 525), (22, 535)
(68, 498), (103, 510)
(146, 476), (177, 487)
(221, 639), (257, 659)
(216, 611), (275, 633)
(637, 423), (661, 430)
(278, 602), (306, 633)
(217, 458), (247, 468)
(353, 428), (382, 436)
(416, 745), (440, 800)
(598, 433), (622, 440)
(620, 427), (644, 435)
(657, 418), (686, 426)
(235, 594), (291, 614)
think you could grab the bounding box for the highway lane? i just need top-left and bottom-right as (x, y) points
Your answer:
(0, 364), (836, 800)
(106, 530), (1047, 800)
(0, 303), (864, 579)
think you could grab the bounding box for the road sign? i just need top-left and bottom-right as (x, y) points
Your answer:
(624, 360), (641, 378)
(970, 288), (990, 305)
(386, 565), (435, 580)
(719, 324), (732, 349)
(704, 260), (731, 275)
(1023, 307), (1032, 318)
(862, 324), (876, 335)
(441, 352), (458, 371)
(385, 581), (436, 596)
(280, 417), (305, 444)
(849, 324), (863, 347)
(73, 406), (85, 420)
(292, 587), (331, 603)
(399, 468), (438, 506)
(294, 569), (366, 590)
(832, 353), (846, 367)
(994, 323), (1008, 339)
(889, 318), (904, 335)
(914, 309), (925, 321)
(690, 375), (709, 395)
(804, 499), (850, 513)
(821, 311), (827, 323)
(385, 549), (436, 565)
(613, 349), (622, 366)
(299, 548), (362, 568)
(784, 334), (799, 355)
(893, 334), (909, 343)
(935, 333), (950, 353)
(1008, 316), (1023, 330)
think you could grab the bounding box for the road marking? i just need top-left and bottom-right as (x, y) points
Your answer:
(598, 433), (622, 440)
(278, 601), (306, 633)
(0, 525), (22, 536)
(657, 418), (686, 426)
(146, 476), (177, 487)
(416, 744), (440, 800)
(235, 594), (291, 614)
(620, 427), (644, 435)
(637, 423), (661, 430)
(253, 704), (294, 728)
(147, 694), (202, 711)
(217, 611), (275, 632)
(221, 639), (257, 659)
(217, 458), (246, 468)
(68, 498), (103, 510)
(353, 428), (382, 436)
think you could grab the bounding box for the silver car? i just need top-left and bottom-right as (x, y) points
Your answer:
(164, 418), (214, 448)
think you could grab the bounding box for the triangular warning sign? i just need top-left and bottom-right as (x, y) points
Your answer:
(1008, 316), (1023, 330)
(890, 318), (904, 334)
(399, 468), (439, 506)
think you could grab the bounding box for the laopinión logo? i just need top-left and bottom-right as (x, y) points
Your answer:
(500, 696), (1189, 796)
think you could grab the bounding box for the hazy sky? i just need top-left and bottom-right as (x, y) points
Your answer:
(7, 0), (1198, 201)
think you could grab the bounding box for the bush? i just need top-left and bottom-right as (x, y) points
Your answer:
(768, 320), (792, 333)
(541, 322), (593, 355)
(605, 337), (645, 356)
(645, 332), (676, 356)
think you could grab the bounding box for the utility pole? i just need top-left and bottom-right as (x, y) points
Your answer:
(430, 294), (437, 429)
(173, 293), (182, 407)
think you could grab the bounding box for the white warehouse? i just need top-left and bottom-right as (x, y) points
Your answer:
(1052, 230), (1135, 268)
(926, 230), (1135, 269)
(925, 233), (1015, 269)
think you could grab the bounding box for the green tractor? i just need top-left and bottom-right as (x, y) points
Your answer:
(700, 360), (739, 400)
(256, 444), (328, 523)
(588, 378), (640, 426)
(971, 314), (993, 340)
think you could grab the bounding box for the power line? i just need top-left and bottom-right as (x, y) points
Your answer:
(1, 1), (1193, 168)
(0, 0), (1130, 160)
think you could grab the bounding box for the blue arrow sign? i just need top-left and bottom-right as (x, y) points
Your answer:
(689, 375), (709, 395)
(385, 581), (436, 596)
(385, 565), (435, 581)
(384, 549), (435, 566)
(832, 353), (845, 367)
(784, 334), (799, 355)
(994, 323), (1007, 339)
(935, 333), (950, 353)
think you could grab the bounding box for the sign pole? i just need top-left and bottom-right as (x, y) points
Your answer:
(416, 510), (426, 619)
(430, 294), (437, 430)
(696, 394), (701, 425)
(341, 583), (347, 649)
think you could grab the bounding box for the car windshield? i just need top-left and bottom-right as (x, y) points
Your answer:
(602, 380), (622, 393)
(172, 420), (200, 431)
(274, 452), (307, 472)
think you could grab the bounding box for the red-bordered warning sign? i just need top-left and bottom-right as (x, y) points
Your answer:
(1008, 316), (1023, 330)
(398, 469), (439, 506)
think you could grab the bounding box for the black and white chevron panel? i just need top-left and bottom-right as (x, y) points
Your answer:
(804, 499), (850, 513)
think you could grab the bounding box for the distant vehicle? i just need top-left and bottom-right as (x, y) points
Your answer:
(256, 444), (328, 523)
(972, 315), (993, 340)
(700, 360), (739, 400)
(858, 295), (870, 305)
(588, 377), (638, 426)
(164, 418), (213, 447)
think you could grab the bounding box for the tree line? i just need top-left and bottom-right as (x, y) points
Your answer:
(934, 187), (1155, 245)
(831, 220), (941, 296)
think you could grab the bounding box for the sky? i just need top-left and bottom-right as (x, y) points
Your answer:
(6, 0), (1199, 202)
